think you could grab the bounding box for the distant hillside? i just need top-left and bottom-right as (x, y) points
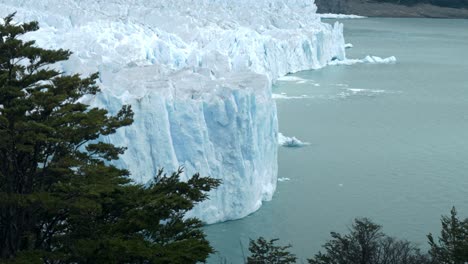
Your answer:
(373, 0), (468, 9)
(316, 0), (468, 18)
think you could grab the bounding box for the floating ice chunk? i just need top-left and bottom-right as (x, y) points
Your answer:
(329, 56), (397, 66)
(278, 133), (310, 147)
(345, 88), (402, 94)
(347, 88), (387, 94)
(345, 43), (354, 49)
(278, 177), (291, 182)
(365, 56), (397, 64)
(276, 75), (318, 85)
(337, 88), (402, 99)
(277, 76), (308, 82)
(319, 13), (366, 19)
(273, 93), (309, 100)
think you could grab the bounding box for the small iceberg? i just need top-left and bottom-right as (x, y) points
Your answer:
(277, 76), (311, 84)
(278, 177), (291, 182)
(278, 133), (310, 147)
(364, 55), (397, 64)
(329, 55), (397, 66)
(276, 75), (318, 85)
(319, 13), (366, 19)
(337, 88), (403, 99)
(347, 88), (387, 94)
(272, 93), (308, 100)
(344, 43), (354, 49)
(277, 76), (308, 82)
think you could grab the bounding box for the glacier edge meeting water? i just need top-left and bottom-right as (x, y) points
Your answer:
(1, 0), (349, 223)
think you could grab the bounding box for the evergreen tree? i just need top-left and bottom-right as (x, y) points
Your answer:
(308, 218), (430, 264)
(247, 237), (297, 264)
(428, 207), (468, 264)
(0, 13), (220, 263)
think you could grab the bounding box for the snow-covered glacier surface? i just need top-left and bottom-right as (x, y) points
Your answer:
(0, 0), (346, 223)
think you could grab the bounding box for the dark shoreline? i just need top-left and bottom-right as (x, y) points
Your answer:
(316, 0), (468, 18)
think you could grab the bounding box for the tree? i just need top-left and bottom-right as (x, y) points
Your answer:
(0, 13), (220, 263)
(428, 207), (468, 264)
(247, 237), (297, 264)
(308, 218), (430, 264)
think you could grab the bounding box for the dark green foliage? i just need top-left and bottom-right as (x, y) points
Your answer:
(247, 237), (297, 264)
(0, 13), (220, 263)
(308, 218), (430, 264)
(428, 207), (468, 264)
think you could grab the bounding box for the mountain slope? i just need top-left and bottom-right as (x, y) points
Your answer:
(316, 0), (468, 18)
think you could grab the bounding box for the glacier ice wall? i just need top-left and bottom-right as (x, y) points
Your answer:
(0, 0), (346, 223)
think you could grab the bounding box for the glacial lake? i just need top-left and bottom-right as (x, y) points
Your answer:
(205, 18), (468, 263)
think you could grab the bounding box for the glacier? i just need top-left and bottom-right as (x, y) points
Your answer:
(0, 0), (346, 223)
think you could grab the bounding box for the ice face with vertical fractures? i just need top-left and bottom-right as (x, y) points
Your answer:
(0, 0), (346, 223)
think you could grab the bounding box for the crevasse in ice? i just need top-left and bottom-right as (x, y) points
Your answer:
(0, 0), (346, 223)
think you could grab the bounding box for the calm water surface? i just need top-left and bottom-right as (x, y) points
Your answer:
(205, 18), (468, 263)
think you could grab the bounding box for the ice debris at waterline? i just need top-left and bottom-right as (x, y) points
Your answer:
(345, 43), (354, 49)
(329, 56), (397, 66)
(318, 13), (366, 19)
(277, 76), (310, 82)
(1, 0), (347, 223)
(337, 88), (403, 99)
(276, 76), (321, 85)
(278, 133), (310, 147)
(273, 93), (309, 100)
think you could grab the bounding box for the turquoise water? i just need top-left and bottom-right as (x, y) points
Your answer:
(205, 18), (468, 263)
